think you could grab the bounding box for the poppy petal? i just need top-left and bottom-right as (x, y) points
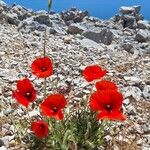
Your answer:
(89, 90), (110, 111)
(40, 104), (54, 116)
(55, 110), (64, 120)
(31, 57), (53, 78)
(31, 120), (49, 138)
(95, 80), (118, 91)
(109, 90), (123, 110)
(12, 78), (36, 107)
(17, 78), (34, 94)
(40, 94), (67, 120)
(96, 110), (126, 121)
(12, 91), (29, 108)
(83, 65), (107, 82)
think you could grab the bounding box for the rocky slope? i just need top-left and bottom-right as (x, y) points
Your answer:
(0, 1), (150, 150)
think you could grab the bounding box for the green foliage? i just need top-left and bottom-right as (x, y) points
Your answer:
(29, 106), (108, 150)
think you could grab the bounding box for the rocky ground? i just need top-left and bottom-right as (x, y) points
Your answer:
(0, 1), (150, 150)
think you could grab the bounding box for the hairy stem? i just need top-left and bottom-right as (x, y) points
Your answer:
(43, 28), (47, 57)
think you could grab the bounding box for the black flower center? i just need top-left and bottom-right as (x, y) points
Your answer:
(106, 105), (112, 112)
(25, 92), (32, 99)
(53, 107), (58, 113)
(41, 67), (47, 72)
(40, 124), (45, 129)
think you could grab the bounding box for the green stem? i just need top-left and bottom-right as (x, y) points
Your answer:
(43, 28), (47, 57)
(44, 78), (47, 99)
(43, 27), (48, 124)
(10, 117), (21, 143)
(43, 27), (47, 98)
(48, 0), (52, 13)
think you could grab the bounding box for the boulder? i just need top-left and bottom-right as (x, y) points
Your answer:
(18, 18), (46, 31)
(51, 21), (67, 35)
(135, 14), (144, 21)
(61, 8), (89, 23)
(118, 5), (144, 29)
(4, 12), (20, 25)
(100, 28), (114, 45)
(0, 0), (7, 13)
(133, 5), (141, 14)
(82, 28), (113, 45)
(122, 15), (137, 29)
(120, 5), (141, 15)
(122, 42), (133, 52)
(10, 5), (32, 21)
(120, 6), (135, 15)
(67, 23), (86, 34)
(137, 20), (150, 29)
(78, 38), (103, 49)
(135, 29), (149, 42)
(33, 14), (52, 27)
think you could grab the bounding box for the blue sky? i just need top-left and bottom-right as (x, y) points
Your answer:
(4, 0), (150, 20)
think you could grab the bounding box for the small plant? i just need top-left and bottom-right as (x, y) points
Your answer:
(11, 40), (126, 149)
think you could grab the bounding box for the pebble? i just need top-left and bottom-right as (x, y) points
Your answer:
(0, 139), (4, 147)
(0, 146), (7, 150)
(127, 104), (136, 115)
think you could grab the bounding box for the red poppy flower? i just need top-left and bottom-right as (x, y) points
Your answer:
(31, 57), (53, 78)
(40, 94), (67, 120)
(82, 65), (107, 82)
(89, 90), (126, 121)
(95, 80), (118, 91)
(31, 120), (49, 138)
(12, 78), (36, 108)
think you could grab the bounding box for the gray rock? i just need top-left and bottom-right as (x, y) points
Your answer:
(123, 98), (130, 105)
(67, 23), (86, 34)
(3, 12), (20, 25)
(0, 135), (15, 147)
(0, 139), (4, 147)
(118, 5), (144, 29)
(135, 29), (149, 42)
(137, 20), (150, 29)
(10, 5), (32, 21)
(18, 17), (47, 31)
(49, 27), (57, 34)
(0, 0), (6, 7)
(0, 0), (7, 13)
(82, 28), (113, 45)
(100, 28), (114, 45)
(33, 14), (52, 27)
(61, 8), (89, 23)
(120, 5), (141, 15)
(122, 15), (137, 29)
(36, 10), (48, 14)
(78, 38), (103, 49)
(143, 85), (150, 99)
(120, 6), (135, 15)
(104, 135), (112, 142)
(122, 42), (133, 52)
(0, 146), (7, 150)
(51, 21), (67, 34)
(135, 14), (144, 21)
(82, 30), (101, 43)
(142, 125), (150, 134)
(133, 5), (141, 14)
(127, 104), (136, 115)
(123, 86), (142, 101)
